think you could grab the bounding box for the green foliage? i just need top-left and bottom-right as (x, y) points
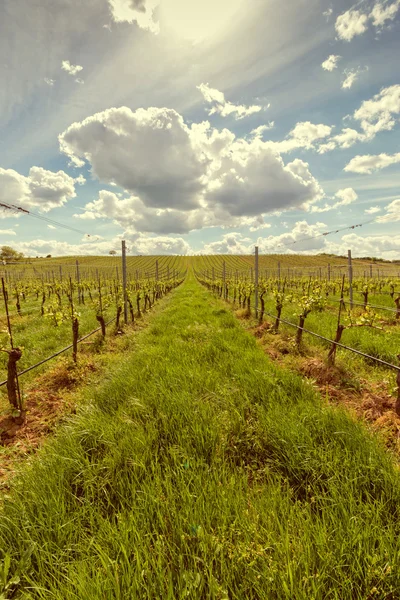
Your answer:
(1, 274), (400, 598)
(0, 246), (24, 263)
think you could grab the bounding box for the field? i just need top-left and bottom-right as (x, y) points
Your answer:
(1, 253), (400, 598)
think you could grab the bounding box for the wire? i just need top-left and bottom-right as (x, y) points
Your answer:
(272, 218), (378, 251)
(0, 202), (91, 237)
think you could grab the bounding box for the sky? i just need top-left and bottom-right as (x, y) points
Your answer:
(0, 0), (400, 258)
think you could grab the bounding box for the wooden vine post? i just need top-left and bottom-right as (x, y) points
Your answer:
(254, 246), (259, 317)
(122, 240), (128, 325)
(69, 277), (79, 363)
(1, 277), (24, 419)
(328, 276), (346, 366)
(396, 355), (400, 417)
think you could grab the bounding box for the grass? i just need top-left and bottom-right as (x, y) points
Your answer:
(1, 272), (400, 598)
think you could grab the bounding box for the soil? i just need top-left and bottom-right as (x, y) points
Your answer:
(251, 325), (400, 453)
(0, 359), (97, 485)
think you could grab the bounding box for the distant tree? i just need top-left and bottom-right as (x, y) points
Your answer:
(109, 250), (117, 256)
(0, 246), (24, 263)
(46, 254), (52, 258)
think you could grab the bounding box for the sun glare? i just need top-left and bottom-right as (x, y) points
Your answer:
(159, 0), (244, 43)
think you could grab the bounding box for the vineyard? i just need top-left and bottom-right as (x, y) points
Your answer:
(1, 252), (400, 598)
(0, 254), (187, 427)
(194, 253), (400, 385)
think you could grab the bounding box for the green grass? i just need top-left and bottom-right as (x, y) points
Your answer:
(1, 272), (400, 598)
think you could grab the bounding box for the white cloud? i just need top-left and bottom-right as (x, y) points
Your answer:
(74, 174), (86, 185)
(47, 225), (57, 229)
(353, 84), (400, 136)
(335, 9), (369, 41)
(206, 152), (323, 217)
(250, 123), (275, 139)
(201, 232), (252, 255)
(325, 232), (400, 259)
(11, 233), (192, 257)
(342, 67), (363, 89)
(257, 221), (329, 253)
(197, 83), (265, 120)
(60, 106), (324, 234)
(335, 2), (400, 42)
(321, 54), (341, 71)
(370, 0), (400, 28)
(44, 78), (55, 86)
(317, 85), (400, 152)
(365, 206), (381, 214)
(311, 187), (358, 213)
(268, 121), (333, 153)
(376, 198), (400, 222)
(323, 7), (333, 20)
(61, 60), (83, 77)
(0, 166), (79, 214)
(60, 107), (207, 210)
(344, 152), (400, 174)
(107, 0), (160, 33)
(0, 229), (16, 235)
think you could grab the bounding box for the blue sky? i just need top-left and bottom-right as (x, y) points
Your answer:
(0, 0), (400, 257)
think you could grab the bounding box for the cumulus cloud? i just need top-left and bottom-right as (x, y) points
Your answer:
(317, 85), (400, 152)
(61, 60), (83, 76)
(11, 233), (192, 257)
(365, 206), (381, 214)
(257, 221), (329, 253)
(335, 2), (400, 43)
(318, 128), (366, 153)
(60, 106), (324, 235)
(44, 78), (55, 86)
(342, 67), (363, 89)
(353, 84), (400, 136)
(60, 107), (208, 210)
(311, 187), (358, 213)
(335, 9), (369, 41)
(201, 232), (253, 255)
(321, 54), (341, 71)
(0, 166), (80, 214)
(376, 198), (400, 222)
(326, 231), (400, 259)
(107, 0), (160, 33)
(268, 121), (333, 153)
(206, 151), (323, 217)
(344, 152), (400, 174)
(197, 83), (265, 120)
(250, 123), (275, 139)
(370, 0), (400, 28)
(0, 229), (16, 235)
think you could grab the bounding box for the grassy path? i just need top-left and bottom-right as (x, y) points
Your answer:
(1, 274), (400, 599)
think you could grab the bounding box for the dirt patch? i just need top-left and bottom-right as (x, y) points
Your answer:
(247, 323), (400, 453)
(254, 321), (273, 338)
(299, 358), (345, 387)
(0, 359), (98, 484)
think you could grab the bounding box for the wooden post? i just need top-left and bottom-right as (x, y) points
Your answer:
(255, 246), (259, 316)
(328, 263), (331, 281)
(75, 259), (81, 304)
(155, 260), (159, 281)
(122, 240), (128, 325)
(278, 261), (281, 283)
(348, 249), (353, 310)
